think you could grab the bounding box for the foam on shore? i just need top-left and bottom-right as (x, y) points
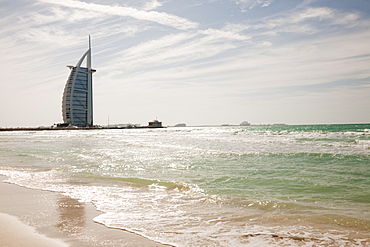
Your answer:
(0, 176), (170, 247)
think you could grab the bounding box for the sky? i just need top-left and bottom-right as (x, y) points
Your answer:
(1, 0), (370, 127)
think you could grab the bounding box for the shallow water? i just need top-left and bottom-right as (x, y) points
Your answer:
(1, 124), (370, 246)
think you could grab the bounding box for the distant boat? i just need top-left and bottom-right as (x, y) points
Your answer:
(174, 123), (186, 127)
(148, 120), (163, 128)
(240, 121), (250, 126)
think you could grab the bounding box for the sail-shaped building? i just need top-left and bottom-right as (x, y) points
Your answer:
(62, 37), (96, 127)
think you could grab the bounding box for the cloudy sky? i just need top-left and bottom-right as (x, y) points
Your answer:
(1, 0), (369, 127)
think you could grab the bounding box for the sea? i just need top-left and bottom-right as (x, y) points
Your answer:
(1, 124), (370, 246)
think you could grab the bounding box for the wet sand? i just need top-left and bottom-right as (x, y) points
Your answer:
(0, 176), (170, 247)
(0, 212), (68, 247)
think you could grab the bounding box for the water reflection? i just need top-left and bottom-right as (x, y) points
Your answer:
(56, 196), (85, 234)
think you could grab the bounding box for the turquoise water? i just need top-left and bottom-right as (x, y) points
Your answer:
(1, 124), (370, 246)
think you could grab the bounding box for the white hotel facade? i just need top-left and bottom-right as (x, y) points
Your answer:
(62, 37), (96, 127)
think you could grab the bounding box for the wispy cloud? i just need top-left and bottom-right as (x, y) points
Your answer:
(141, 0), (164, 11)
(198, 28), (251, 41)
(256, 7), (361, 34)
(100, 17), (370, 100)
(16, 26), (82, 46)
(38, 0), (198, 30)
(16, 7), (143, 45)
(113, 0), (166, 11)
(102, 27), (252, 80)
(232, 0), (274, 11)
(287, 7), (360, 25)
(20, 7), (105, 25)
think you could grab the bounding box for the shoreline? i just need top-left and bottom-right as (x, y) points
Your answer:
(0, 176), (171, 247)
(1, 123), (369, 132)
(0, 126), (165, 131)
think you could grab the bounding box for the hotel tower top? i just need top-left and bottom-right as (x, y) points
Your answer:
(62, 36), (96, 127)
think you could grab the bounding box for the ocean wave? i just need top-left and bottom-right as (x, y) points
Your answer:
(1, 167), (370, 246)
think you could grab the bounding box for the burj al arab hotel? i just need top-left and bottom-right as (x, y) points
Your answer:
(62, 37), (96, 127)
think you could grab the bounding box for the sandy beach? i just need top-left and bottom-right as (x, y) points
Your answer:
(0, 176), (169, 247)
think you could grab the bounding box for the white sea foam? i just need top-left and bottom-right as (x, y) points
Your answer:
(1, 167), (369, 246)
